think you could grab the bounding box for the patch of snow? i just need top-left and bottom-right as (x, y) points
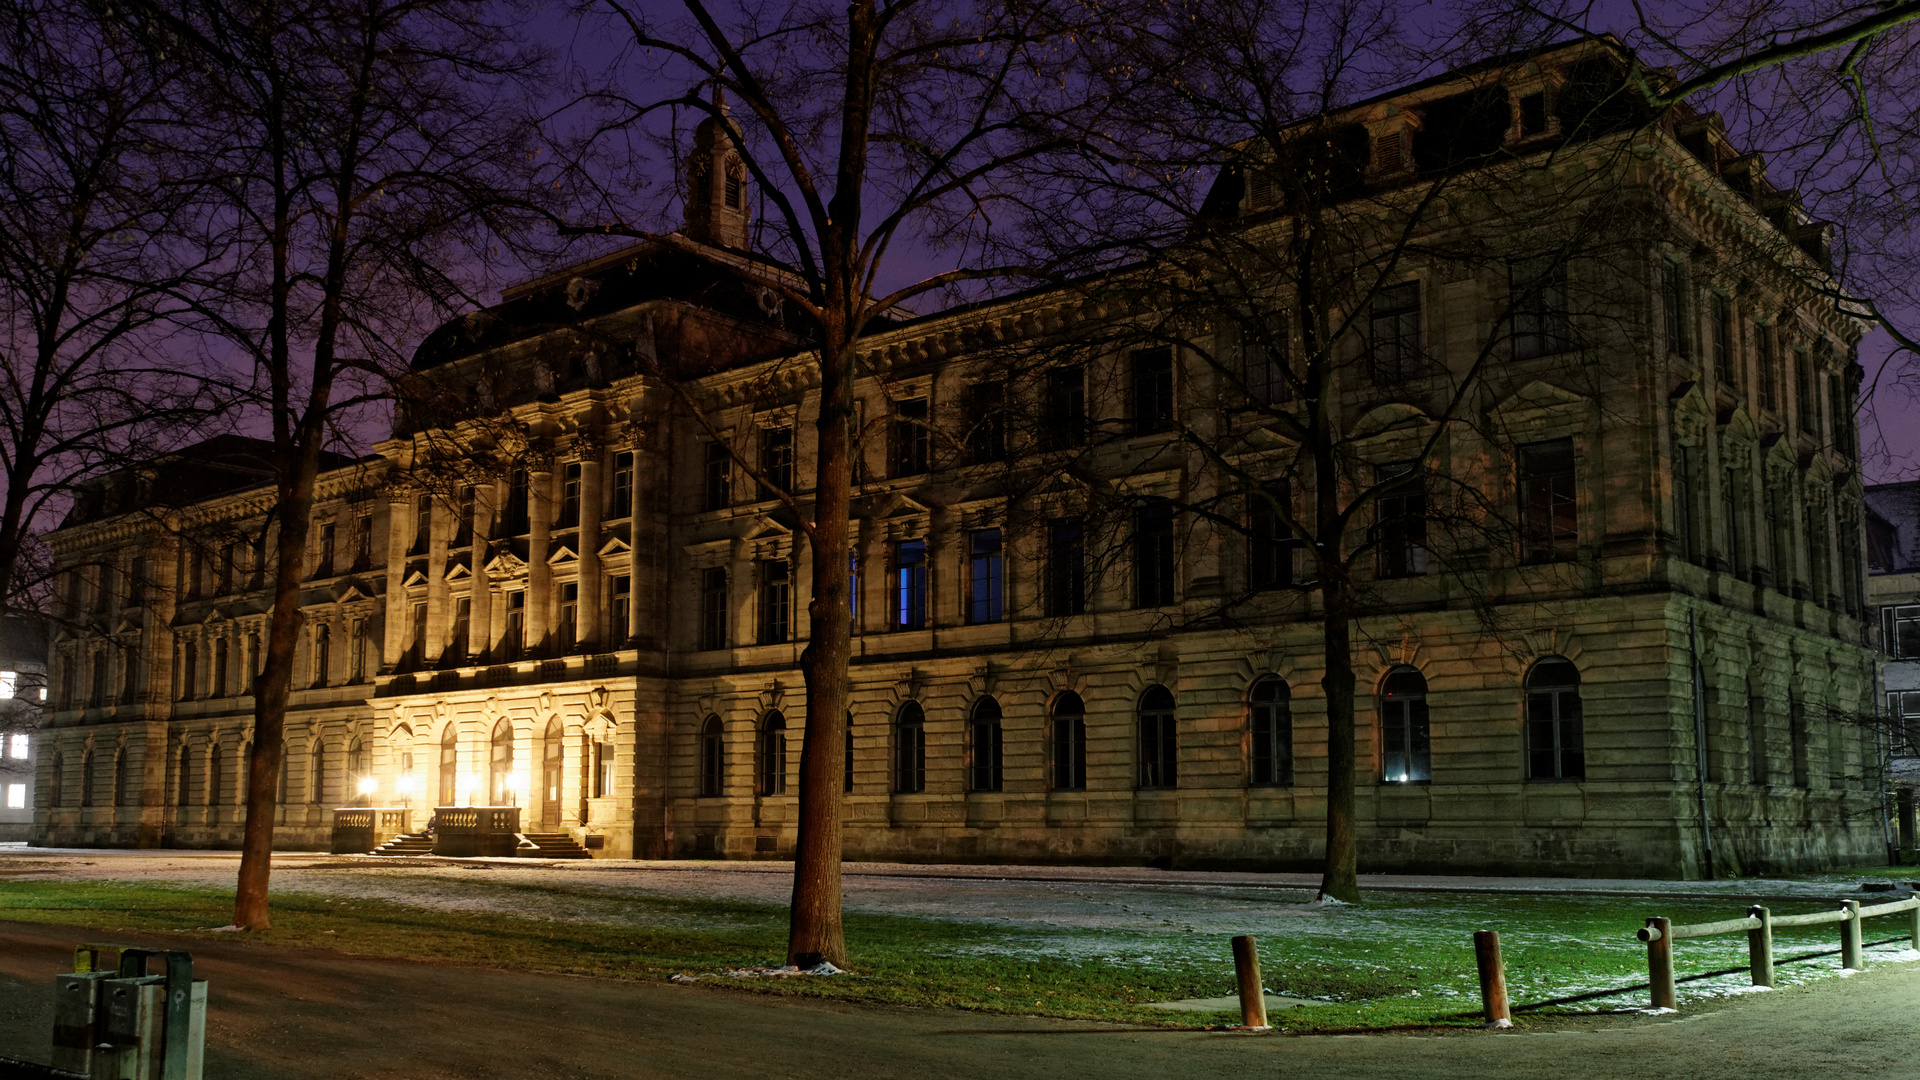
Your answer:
(1718, 985), (1772, 995)
(1635, 1007), (1678, 1015)
(1305, 896), (1352, 908)
(668, 973), (698, 984)
(1484, 1018), (1513, 1029)
(1837, 968), (1860, 976)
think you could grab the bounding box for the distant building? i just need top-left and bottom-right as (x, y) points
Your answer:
(1, 616), (48, 841)
(1866, 480), (1919, 838)
(35, 37), (1886, 876)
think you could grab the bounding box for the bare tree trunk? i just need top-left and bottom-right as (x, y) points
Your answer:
(1318, 585), (1360, 903)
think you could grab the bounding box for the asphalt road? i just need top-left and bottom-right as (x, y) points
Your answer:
(2, 919), (1915, 1080)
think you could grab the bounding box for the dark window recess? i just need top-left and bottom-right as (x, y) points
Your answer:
(970, 697), (1004, 793)
(702, 442), (732, 512)
(1372, 465), (1428, 578)
(1662, 262), (1690, 359)
(412, 493), (431, 554)
(1885, 604), (1920, 661)
(893, 539), (928, 630)
(1518, 91), (1548, 137)
(452, 489), (472, 548)
(1525, 658), (1584, 780)
(894, 702), (926, 794)
(1131, 348), (1175, 433)
(505, 469), (530, 534)
(1794, 349), (1816, 435)
(967, 529), (1003, 625)
(758, 713), (786, 796)
(1051, 692), (1087, 790)
(1713, 295), (1735, 388)
(1249, 677), (1292, 786)
(1044, 518), (1086, 617)
(557, 581), (578, 652)
(1511, 260), (1570, 360)
(965, 382), (1006, 462)
(609, 575), (631, 645)
(724, 172), (743, 209)
(1411, 85), (1508, 171)
(1043, 366), (1086, 450)
(504, 590), (525, 660)
(758, 560), (791, 645)
(610, 452), (634, 518)
(698, 716), (724, 797)
(1519, 439), (1577, 563)
(1137, 685), (1177, 789)
(890, 398), (929, 477)
(1369, 282), (1423, 383)
(558, 463), (582, 528)
(1240, 313), (1292, 405)
(1134, 500), (1175, 607)
(1247, 482), (1296, 590)
(1379, 666), (1430, 783)
(315, 527), (334, 579)
(759, 427), (794, 497)
(698, 567), (727, 650)
(1755, 324), (1778, 412)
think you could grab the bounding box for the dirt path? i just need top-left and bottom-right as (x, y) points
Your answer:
(3, 920), (1916, 1080)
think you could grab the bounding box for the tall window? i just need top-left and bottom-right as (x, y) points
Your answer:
(1131, 348), (1174, 433)
(894, 701), (926, 794)
(449, 598), (471, 665)
(698, 568), (728, 650)
(1747, 678), (1767, 786)
(208, 744), (223, 807)
(698, 716), (724, 797)
(1519, 439), (1577, 563)
(1379, 666), (1430, 783)
(1722, 468), (1746, 576)
(346, 737), (367, 806)
(1712, 295), (1735, 388)
(758, 712), (787, 796)
(1044, 518), (1086, 617)
(1369, 281), (1423, 383)
(439, 725), (457, 805)
(219, 543), (237, 593)
(310, 740), (325, 805)
(1674, 442), (1700, 562)
(1051, 692), (1087, 790)
(1661, 260), (1690, 359)
(1511, 259), (1570, 360)
(179, 641), (197, 701)
(760, 426), (794, 497)
(969, 697), (1003, 792)
(50, 750), (65, 807)
(175, 746), (189, 807)
(594, 740), (614, 799)
(311, 624), (330, 687)
(505, 469), (530, 534)
(1372, 465), (1428, 578)
(489, 721), (513, 805)
(890, 398), (930, 477)
(964, 382), (1006, 462)
(1248, 482), (1295, 590)
(609, 575), (631, 645)
(315, 526), (335, 579)
(892, 539), (928, 631)
(609, 452), (635, 518)
(413, 493), (432, 555)
(1525, 658), (1583, 780)
(557, 582), (578, 652)
(1249, 677), (1293, 786)
(967, 529), (1003, 624)
(1755, 323), (1778, 412)
(758, 560), (791, 644)
(1240, 313), (1291, 405)
(1043, 366), (1085, 450)
(450, 490), (470, 549)
(558, 463), (582, 528)
(1793, 348), (1816, 435)
(1885, 604), (1920, 660)
(1137, 685), (1177, 789)
(408, 602), (427, 669)
(504, 591), (526, 660)
(80, 748), (94, 807)
(1134, 500), (1175, 607)
(702, 442), (731, 512)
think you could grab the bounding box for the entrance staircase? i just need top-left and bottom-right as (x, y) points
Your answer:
(370, 831), (434, 856)
(518, 831), (593, 859)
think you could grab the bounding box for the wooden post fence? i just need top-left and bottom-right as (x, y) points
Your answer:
(1473, 930), (1511, 1028)
(1841, 899), (1864, 970)
(1633, 895), (1920, 1011)
(1230, 935), (1268, 1030)
(1746, 906), (1773, 987)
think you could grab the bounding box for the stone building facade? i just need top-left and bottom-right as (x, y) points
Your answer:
(34, 39), (1886, 876)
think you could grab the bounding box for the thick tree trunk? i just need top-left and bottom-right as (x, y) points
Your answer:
(788, 344), (853, 968)
(1317, 586), (1360, 903)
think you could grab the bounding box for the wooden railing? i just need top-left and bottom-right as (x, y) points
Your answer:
(1635, 897), (1920, 1009)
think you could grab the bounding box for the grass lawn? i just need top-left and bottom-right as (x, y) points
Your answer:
(2, 876), (1911, 1032)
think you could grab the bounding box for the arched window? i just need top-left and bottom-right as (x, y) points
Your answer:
(489, 721), (514, 805)
(310, 739), (326, 805)
(1051, 692), (1086, 791)
(348, 736), (369, 805)
(1249, 677), (1292, 786)
(113, 748), (128, 807)
(1137, 686), (1177, 789)
(176, 744), (191, 807)
(1525, 658), (1584, 780)
(969, 698), (1003, 793)
(208, 743), (224, 806)
(698, 715), (724, 797)
(541, 720), (563, 822)
(894, 701), (925, 794)
(759, 712), (787, 796)
(49, 751), (64, 808)
(1379, 667), (1430, 783)
(80, 747), (95, 807)
(439, 724), (458, 805)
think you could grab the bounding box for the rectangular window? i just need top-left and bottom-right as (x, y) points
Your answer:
(1519, 439), (1577, 563)
(1712, 295), (1735, 388)
(1511, 260), (1570, 360)
(557, 581), (578, 652)
(129, 556), (146, 604)
(1240, 313), (1292, 405)
(1755, 323), (1778, 412)
(760, 426), (794, 497)
(1722, 468), (1746, 576)
(610, 452), (634, 518)
(5, 784), (22, 809)
(702, 442), (732, 512)
(0, 672), (12, 700)
(609, 575), (631, 645)
(413, 493), (432, 554)
(964, 382), (1006, 462)
(451, 490), (471, 549)
(1043, 366), (1085, 450)
(890, 398), (930, 477)
(1131, 348), (1175, 433)
(967, 529), (1003, 624)
(1247, 482), (1295, 590)
(317, 527), (336, 579)
(408, 602), (427, 669)
(558, 463), (582, 528)
(1674, 443), (1698, 563)
(1518, 91), (1548, 136)
(698, 568), (728, 650)
(1134, 500), (1175, 607)
(1661, 260), (1690, 359)
(1372, 465), (1429, 578)
(594, 741), (614, 798)
(504, 591), (525, 660)
(1828, 369), (1853, 458)
(758, 560), (791, 645)
(184, 550), (202, 600)
(7, 732), (24, 757)
(1886, 604), (1920, 660)
(311, 625), (328, 687)
(1794, 348), (1816, 435)
(506, 469), (531, 534)
(892, 539), (928, 630)
(449, 598), (470, 664)
(1044, 518), (1086, 617)
(220, 543), (237, 593)
(1369, 281), (1423, 383)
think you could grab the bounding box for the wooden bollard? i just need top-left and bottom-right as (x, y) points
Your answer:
(1910, 897), (1920, 951)
(1643, 917), (1675, 1010)
(1473, 930), (1511, 1028)
(1840, 900), (1864, 970)
(1746, 906), (1773, 987)
(1230, 935), (1269, 1030)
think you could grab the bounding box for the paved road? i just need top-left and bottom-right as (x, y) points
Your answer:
(2, 920), (1915, 1080)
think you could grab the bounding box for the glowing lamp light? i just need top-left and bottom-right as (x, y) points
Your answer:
(357, 776), (378, 797)
(396, 774), (418, 796)
(508, 769), (530, 797)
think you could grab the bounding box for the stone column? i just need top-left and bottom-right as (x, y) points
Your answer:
(470, 478), (496, 662)
(578, 438), (605, 652)
(382, 488), (409, 670)
(426, 491), (448, 665)
(528, 454), (554, 656)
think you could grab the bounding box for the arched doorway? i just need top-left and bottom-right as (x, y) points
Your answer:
(541, 719), (563, 827)
(490, 720), (514, 806)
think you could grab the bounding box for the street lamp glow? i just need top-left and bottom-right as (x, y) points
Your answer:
(396, 773), (417, 795)
(357, 776), (378, 796)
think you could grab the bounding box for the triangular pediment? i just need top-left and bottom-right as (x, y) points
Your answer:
(597, 535), (631, 557)
(483, 549), (527, 576)
(444, 562), (472, 582)
(332, 581), (371, 603)
(401, 568), (429, 588)
(1491, 379), (1589, 418)
(547, 542), (579, 566)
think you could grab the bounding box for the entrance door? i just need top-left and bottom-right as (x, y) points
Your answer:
(540, 721), (563, 828)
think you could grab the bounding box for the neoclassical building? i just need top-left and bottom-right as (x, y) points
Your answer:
(35, 38), (1886, 876)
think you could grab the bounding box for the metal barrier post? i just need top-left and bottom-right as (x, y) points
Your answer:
(1473, 930), (1511, 1028)
(1840, 900), (1864, 970)
(1746, 906), (1773, 987)
(1644, 917), (1675, 1010)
